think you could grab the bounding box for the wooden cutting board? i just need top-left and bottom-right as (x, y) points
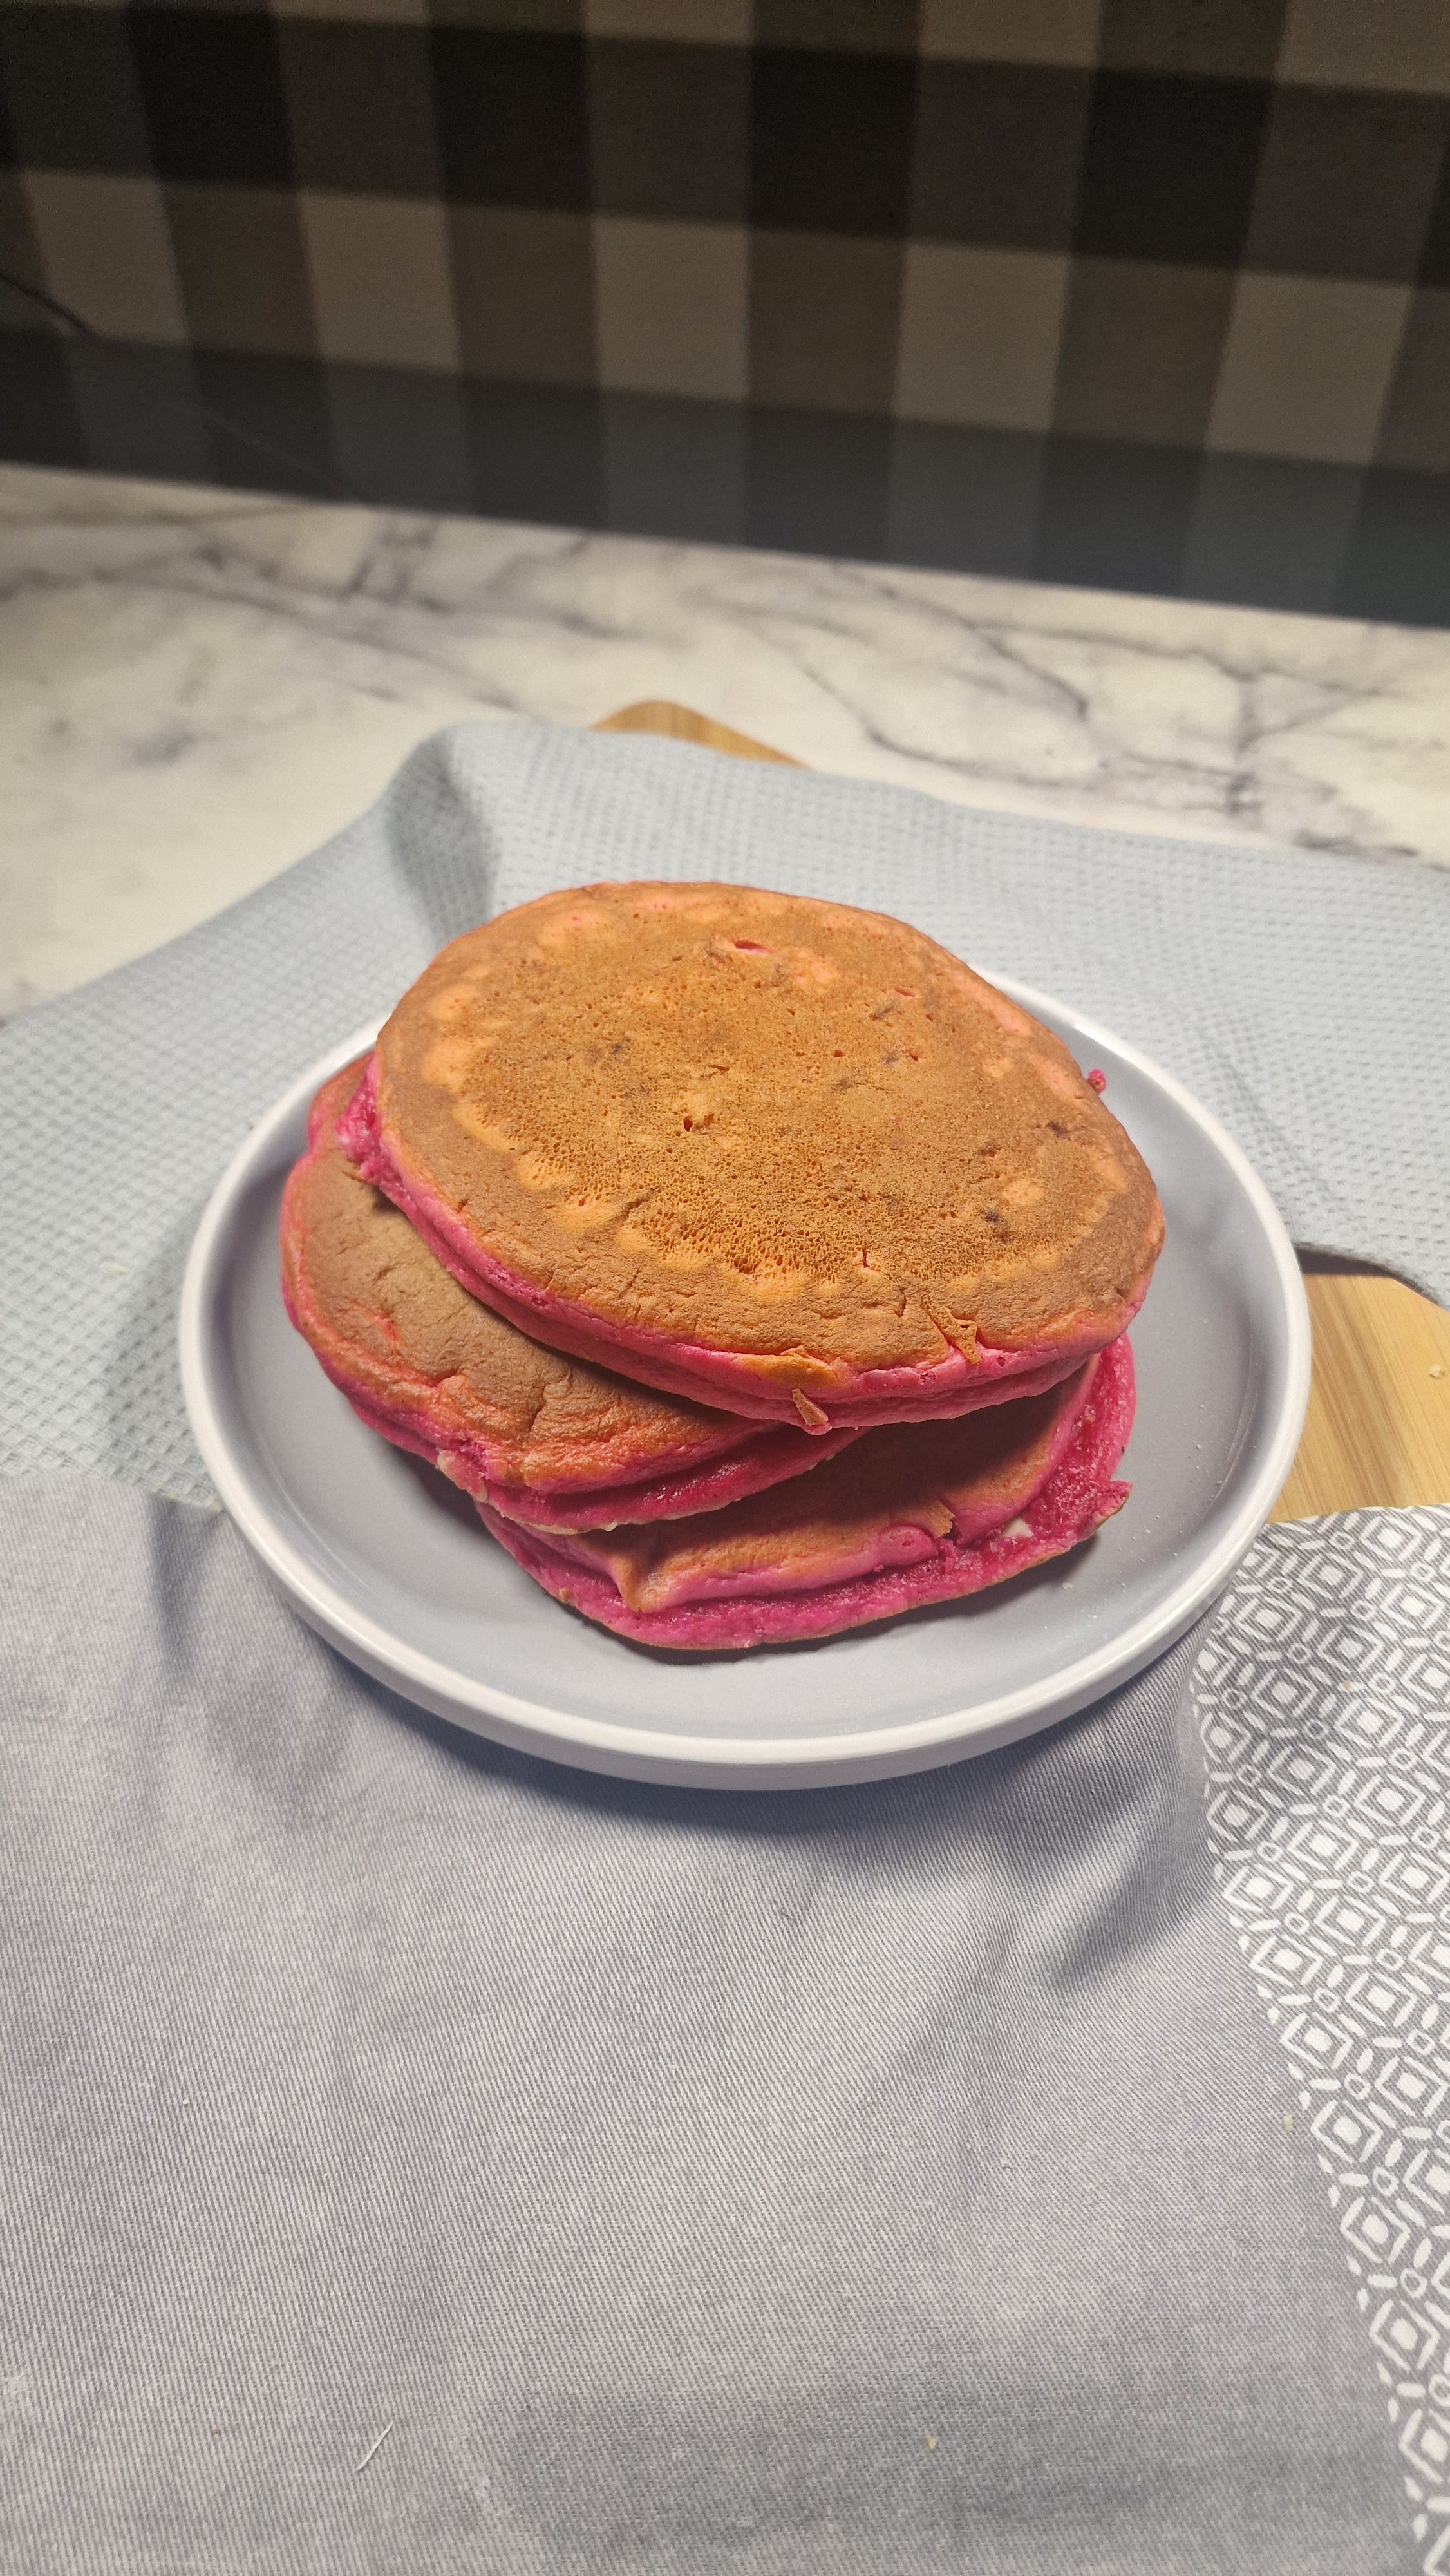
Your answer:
(597, 699), (1450, 1524)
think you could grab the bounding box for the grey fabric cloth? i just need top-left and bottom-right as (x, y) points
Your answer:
(1, 721), (1447, 1506)
(0, 1476), (1419, 2576)
(5, 724), (1447, 2569)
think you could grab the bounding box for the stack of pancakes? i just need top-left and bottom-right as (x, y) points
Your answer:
(281, 883), (1162, 1650)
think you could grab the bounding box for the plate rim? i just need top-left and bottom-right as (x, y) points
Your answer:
(178, 980), (1312, 1788)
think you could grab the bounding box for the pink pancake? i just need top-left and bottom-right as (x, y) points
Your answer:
(281, 1064), (860, 1533)
(477, 1333), (1136, 1651)
(338, 1054), (1093, 1430)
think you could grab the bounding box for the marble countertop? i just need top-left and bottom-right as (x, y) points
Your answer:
(5, 460), (1450, 1015)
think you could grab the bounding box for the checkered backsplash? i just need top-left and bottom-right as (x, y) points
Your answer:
(5, 0), (1450, 619)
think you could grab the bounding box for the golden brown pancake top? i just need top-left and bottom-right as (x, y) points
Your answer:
(377, 882), (1163, 1392)
(287, 1065), (756, 1492)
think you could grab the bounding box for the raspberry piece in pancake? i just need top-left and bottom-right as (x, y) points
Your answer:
(343, 883), (1162, 1430)
(281, 1063), (859, 1532)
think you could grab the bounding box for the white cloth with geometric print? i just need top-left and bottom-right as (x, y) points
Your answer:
(1201, 1510), (1450, 2575)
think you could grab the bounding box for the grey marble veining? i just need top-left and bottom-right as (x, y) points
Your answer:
(5, 462), (1449, 1010)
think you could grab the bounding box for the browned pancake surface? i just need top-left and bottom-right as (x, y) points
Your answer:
(288, 1065), (755, 1490)
(377, 883), (1163, 1388)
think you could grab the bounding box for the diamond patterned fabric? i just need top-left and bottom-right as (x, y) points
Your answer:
(1201, 1511), (1450, 2570)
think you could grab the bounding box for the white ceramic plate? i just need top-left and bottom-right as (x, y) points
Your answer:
(180, 981), (1310, 1789)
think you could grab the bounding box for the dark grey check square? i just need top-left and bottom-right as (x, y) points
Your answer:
(27, 171), (186, 343)
(432, 0), (583, 27)
(450, 204), (595, 379)
(327, 359), (473, 512)
(0, 327), (88, 466)
(433, 24), (591, 208)
(1075, 70), (1274, 265)
(749, 229), (903, 413)
(886, 417), (1045, 576)
(1341, 463), (1450, 621)
(1054, 258), (1235, 445)
(0, 3), (152, 175)
(194, 346), (339, 494)
(279, 21), (441, 200)
(588, 38), (749, 225)
(1183, 448), (1365, 613)
(602, 386), (748, 544)
(746, 402), (894, 556)
(460, 372), (607, 520)
(0, 171), (42, 295)
(166, 184), (315, 357)
(67, 337), (214, 487)
(910, 60), (1090, 250)
(750, 40), (917, 236)
(1040, 431), (1205, 594)
(1377, 286), (1450, 471)
(64, 337), (211, 485)
(1247, 83), (1450, 283)
(132, 8), (296, 189)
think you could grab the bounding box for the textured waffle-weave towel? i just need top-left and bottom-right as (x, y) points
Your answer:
(1, 719), (1447, 1504)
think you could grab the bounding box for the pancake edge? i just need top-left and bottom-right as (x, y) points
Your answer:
(478, 1332), (1137, 1651)
(280, 1066), (863, 1528)
(339, 1055), (1142, 1429)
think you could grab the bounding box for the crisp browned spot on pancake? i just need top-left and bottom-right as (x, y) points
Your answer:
(287, 1064), (756, 1491)
(375, 883), (1164, 1387)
